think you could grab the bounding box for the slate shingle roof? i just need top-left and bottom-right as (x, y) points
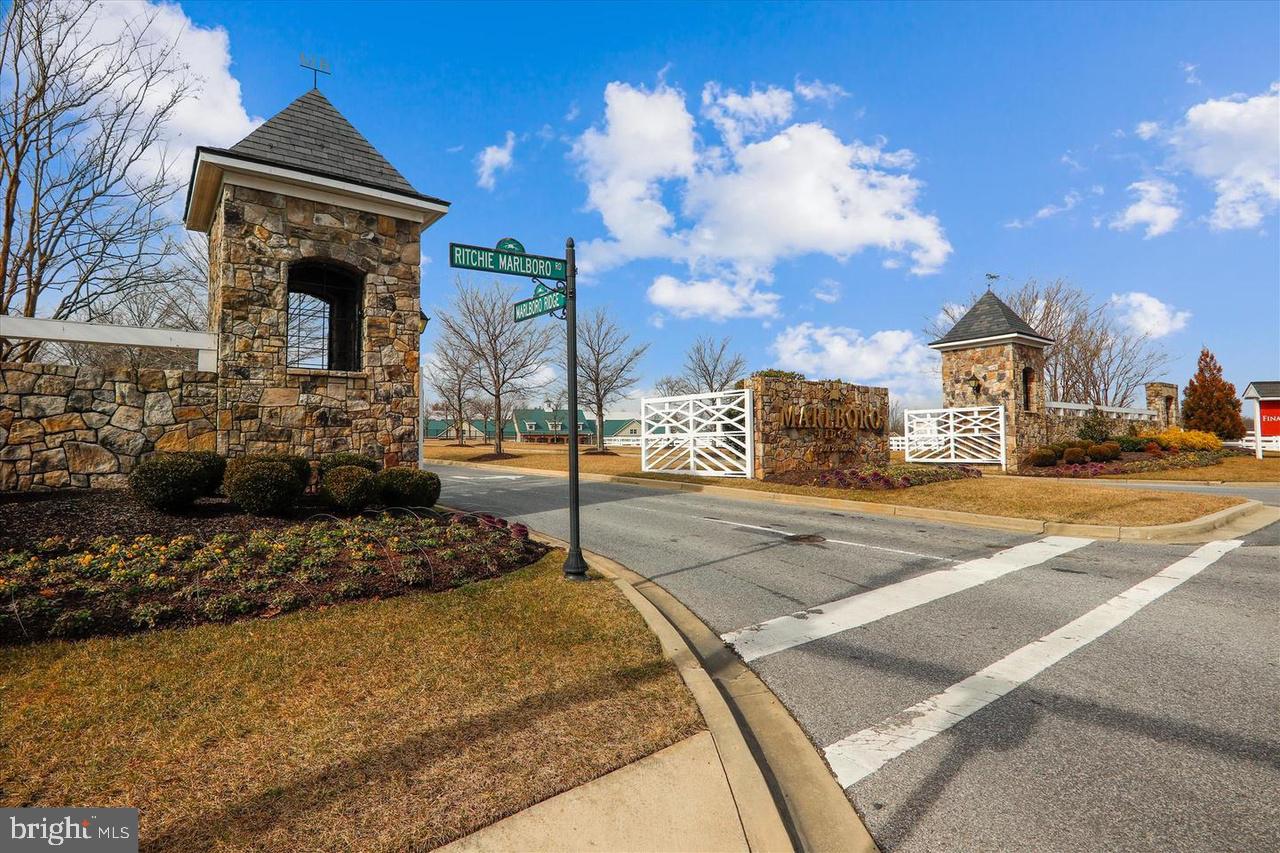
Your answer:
(1244, 381), (1280, 398)
(206, 89), (445, 204)
(930, 290), (1052, 347)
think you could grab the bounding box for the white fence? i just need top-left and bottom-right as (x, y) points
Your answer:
(641, 388), (753, 478)
(0, 314), (217, 370)
(1046, 401), (1157, 422)
(604, 435), (642, 447)
(905, 406), (1006, 469)
(1226, 436), (1280, 452)
(889, 436), (906, 452)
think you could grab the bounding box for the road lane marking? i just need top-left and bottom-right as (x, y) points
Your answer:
(721, 536), (1093, 663)
(447, 474), (525, 481)
(823, 539), (1244, 788)
(701, 517), (956, 563)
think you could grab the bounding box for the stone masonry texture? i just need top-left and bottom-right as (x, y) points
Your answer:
(0, 362), (216, 491)
(209, 184), (422, 466)
(748, 375), (889, 479)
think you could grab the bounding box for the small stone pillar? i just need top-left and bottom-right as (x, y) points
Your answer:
(1145, 382), (1180, 429)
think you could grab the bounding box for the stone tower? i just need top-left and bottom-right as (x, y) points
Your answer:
(929, 291), (1054, 469)
(184, 89), (449, 465)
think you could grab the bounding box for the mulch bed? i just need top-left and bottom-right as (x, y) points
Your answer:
(0, 490), (302, 552)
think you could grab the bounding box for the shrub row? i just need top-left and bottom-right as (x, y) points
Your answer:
(1027, 440), (1122, 467)
(771, 462), (982, 490)
(1020, 449), (1233, 479)
(129, 451), (439, 516)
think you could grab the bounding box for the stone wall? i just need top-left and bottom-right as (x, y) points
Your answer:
(210, 184), (422, 465)
(1145, 382), (1180, 428)
(0, 362), (216, 491)
(748, 376), (889, 479)
(1043, 411), (1156, 444)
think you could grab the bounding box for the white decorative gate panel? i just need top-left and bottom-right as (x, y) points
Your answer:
(905, 406), (1006, 469)
(641, 389), (754, 478)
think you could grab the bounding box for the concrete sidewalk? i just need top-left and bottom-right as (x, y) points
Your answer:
(438, 731), (750, 853)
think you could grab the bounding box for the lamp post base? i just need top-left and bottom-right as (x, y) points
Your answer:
(562, 548), (590, 581)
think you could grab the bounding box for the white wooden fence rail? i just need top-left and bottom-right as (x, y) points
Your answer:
(0, 315), (217, 370)
(905, 405), (1006, 469)
(641, 388), (753, 478)
(604, 435), (642, 447)
(1045, 401), (1157, 421)
(1225, 436), (1280, 452)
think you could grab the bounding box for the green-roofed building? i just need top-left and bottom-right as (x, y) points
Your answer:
(512, 409), (595, 444)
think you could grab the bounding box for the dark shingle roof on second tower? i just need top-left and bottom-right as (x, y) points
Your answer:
(930, 290), (1053, 347)
(211, 88), (442, 203)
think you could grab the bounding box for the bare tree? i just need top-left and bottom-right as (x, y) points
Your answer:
(49, 233), (208, 368)
(888, 399), (905, 435)
(576, 307), (648, 451)
(435, 278), (556, 456)
(427, 338), (477, 447)
(653, 375), (693, 397)
(927, 278), (1169, 407)
(681, 335), (747, 393)
(1, 0), (194, 361)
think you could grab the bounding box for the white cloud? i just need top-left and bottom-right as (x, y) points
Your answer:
(1135, 121), (1161, 140)
(85, 0), (260, 180)
(647, 274), (780, 321)
(701, 82), (794, 149)
(1006, 190), (1082, 229)
(446, 144), (464, 154)
(1110, 179), (1182, 238)
(1109, 292), (1191, 338)
(794, 78), (849, 104)
(564, 102), (580, 122)
(1167, 83), (1280, 230)
(771, 323), (940, 407)
(812, 278), (841, 303)
(571, 78), (951, 313)
(1060, 153), (1085, 171)
(475, 131), (516, 190)
(1181, 62), (1201, 85)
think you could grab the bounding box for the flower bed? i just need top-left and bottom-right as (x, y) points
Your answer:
(770, 462), (982, 490)
(1019, 449), (1234, 479)
(0, 512), (545, 644)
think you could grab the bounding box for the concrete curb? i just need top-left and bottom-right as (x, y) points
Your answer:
(426, 457), (1266, 543)
(576, 537), (875, 850)
(527, 530), (876, 853)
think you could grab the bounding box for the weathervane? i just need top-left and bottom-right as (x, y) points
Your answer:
(299, 53), (331, 89)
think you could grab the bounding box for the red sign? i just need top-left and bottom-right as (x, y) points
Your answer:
(1260, 400), (1280, 437)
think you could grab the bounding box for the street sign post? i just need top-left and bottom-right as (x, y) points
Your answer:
(448, 238), (588, 582)
(513, 290), (566, 322)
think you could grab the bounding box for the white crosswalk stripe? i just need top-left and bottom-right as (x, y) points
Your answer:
(722, 536), (1094, 663)
(823, 539), (1244, 788)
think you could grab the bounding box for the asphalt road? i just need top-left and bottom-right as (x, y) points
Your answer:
(428, 464), (1280, 852)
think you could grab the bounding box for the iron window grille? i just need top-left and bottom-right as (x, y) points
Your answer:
(286, 261), (363, 371)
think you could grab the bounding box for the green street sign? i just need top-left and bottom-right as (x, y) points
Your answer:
(496, 237), (525, 253)
(449, 242), (567, 282)
(513, 290), (567, 322)
(534, 282), (551, 296)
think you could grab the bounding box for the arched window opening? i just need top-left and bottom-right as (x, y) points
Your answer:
(1164, 395), (1174, 422)
(1022, 366), (1036, 411)
(287, 261), (362, 370)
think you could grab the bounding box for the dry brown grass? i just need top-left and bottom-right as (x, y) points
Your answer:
(1099, 454), (1280, 482)
(629, 472), (1242, 525)
(0, 552), (702, 852)
(423, 443), (642, 476)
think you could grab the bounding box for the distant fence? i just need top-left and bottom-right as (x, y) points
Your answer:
(604, 435), (642, 447)
(1045, 401), (1157, 422)
(1225, 436), (1280, 452)
(889, 436), (906, 451)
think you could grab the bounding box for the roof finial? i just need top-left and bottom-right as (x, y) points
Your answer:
(299, 53), (331, 90)
(984, 272), (1000, 291)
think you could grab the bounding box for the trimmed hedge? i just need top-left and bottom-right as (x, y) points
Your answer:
(129, 454), (207, 511)
(226, 453), (311, 487)
(1062, 447), (1087, 465)
(1027, 448), (1058, 467)
(319, 452), (381, 477)
(322, 465), (378, 513)
(178, 450), (226, 496)
(224, 460), (303, 516)
(376, 468), (441, 507)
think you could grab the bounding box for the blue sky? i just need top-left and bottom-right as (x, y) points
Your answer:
(177, 0), (1279, 411)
